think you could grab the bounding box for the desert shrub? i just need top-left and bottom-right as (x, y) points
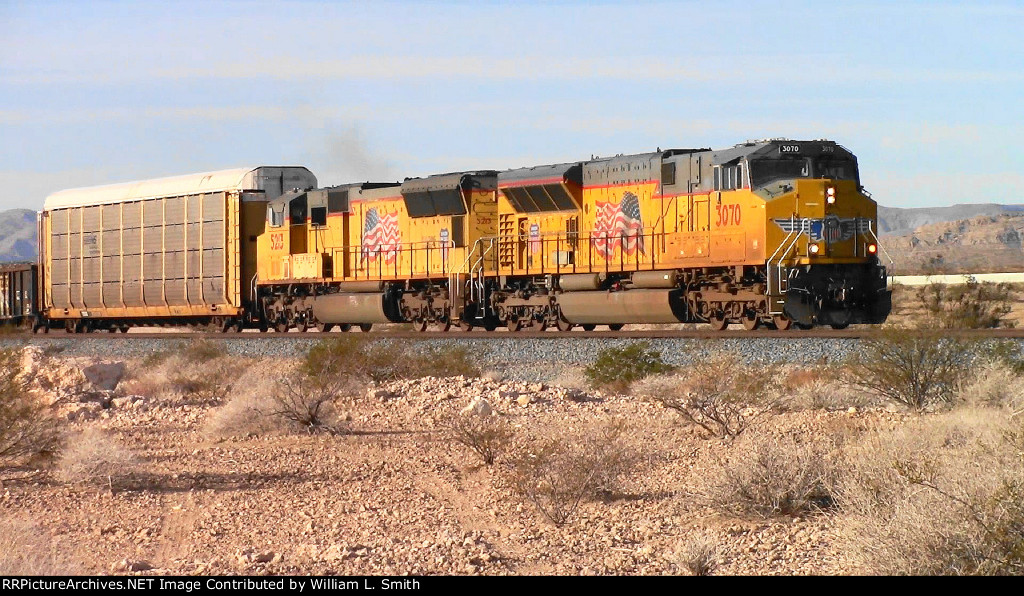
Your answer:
(262, 370), (356, 433)
(0, 349), (61, 467)
(177, 338), (229, 362)
(56, 428), (136, 489)
(672, 533), (721, 576)
(957, 361), (1024, 411)
(635, 351), (778, 438)
(838, 409), (1024, 575)
(0, 518), (73, 574)
(445, 413), (514, 466)
(408, 345), (480, 379)
(916, 280), (1015, 329)
(305, 337), (479, 384)
(584, 341), (673, 392)
(779, 377), (879, 412)
(703, 432), (837, 517)
(842, 329), (975, 411)
(976, 340), (1024, 375)
(510, 421), (630, 526)
(206, 362), (353, 438)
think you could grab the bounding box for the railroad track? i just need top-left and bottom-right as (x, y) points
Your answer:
(7, 327), (1024, 340)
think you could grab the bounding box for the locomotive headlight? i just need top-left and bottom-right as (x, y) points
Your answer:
(867, 243), (878, 255)
(809, 243), (820, 255)
(826, 186), (836, 204)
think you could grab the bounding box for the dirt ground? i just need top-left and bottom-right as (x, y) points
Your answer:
(0, 350), (916, 577)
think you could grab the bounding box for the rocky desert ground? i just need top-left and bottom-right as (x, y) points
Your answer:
(1, 336), (1023, 576)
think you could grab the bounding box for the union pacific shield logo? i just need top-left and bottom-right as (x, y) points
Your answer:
(774, 216), (871, 245)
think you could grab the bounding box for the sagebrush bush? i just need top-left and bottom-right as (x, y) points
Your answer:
(263, 371), (356, 433)
(510, 421), (631, 526)
(206, 362), (354, 438)
(635, 351), (778, 438)
(584, 342), (673, 392)
(837, 409), (1024, 575)
(702, 432), (837, 517)
(0, 349), (61, 467)
(57, 428), (136, 489)
(304, 337), (479, 384)
(445, 413), (514, 466)
(842, 329), (976, 411)
(916, 280), (1014, 329)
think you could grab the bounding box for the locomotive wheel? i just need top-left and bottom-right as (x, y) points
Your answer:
(437, 318), (452, 332)
(297, 319), (309, 333)
(275, 321), (289, 333)
(708, 314), (728, 331)
(556, 318), (574, 332)
(830, 323), (850, 330)
(316, 322), (334, 333)
(483, 321), (497, 332)
(795, 322), (813, 330)
(507, 317), (522, 332)
(413, 320), (428, 333)
(459, 320), (474, 332)
(339, 323), (352, 332)
(120, 325), (130, 333)
(108, 326), (118, 333)
(581, 324), (596, 332)
(608, 324), (624, 331)
(772, 315), (793, 331)
(359, 323), (373, 332)
(742, 312), (760, 331)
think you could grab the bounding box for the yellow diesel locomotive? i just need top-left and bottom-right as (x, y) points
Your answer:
(254, 139), (891, 332)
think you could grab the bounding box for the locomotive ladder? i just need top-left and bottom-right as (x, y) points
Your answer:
(449, 237), (497, 321)
(765, 217), (810, 315)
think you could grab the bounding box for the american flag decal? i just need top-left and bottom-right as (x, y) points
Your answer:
(592, 191), (644, 259)
(362, 207), (401, 264)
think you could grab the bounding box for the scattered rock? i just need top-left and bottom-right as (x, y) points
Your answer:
(461, 397), (493, 417)
(111, 559), (153, 572)
(82, 361), (127, 392)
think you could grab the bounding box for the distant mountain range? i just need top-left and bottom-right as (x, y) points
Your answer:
(0, 209), (37, 263)
(878, 203), (1024, 237)
(2, 204), (1022, 273)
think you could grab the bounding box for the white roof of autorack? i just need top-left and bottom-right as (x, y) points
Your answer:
(42, 166), (315, 211)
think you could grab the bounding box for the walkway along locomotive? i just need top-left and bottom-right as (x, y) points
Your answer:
(30, 139), (891, 333)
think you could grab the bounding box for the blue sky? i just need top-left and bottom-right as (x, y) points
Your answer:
(1, 0), (1021, 210)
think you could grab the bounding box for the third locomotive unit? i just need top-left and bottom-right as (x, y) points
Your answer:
(30, 139), (891, 333)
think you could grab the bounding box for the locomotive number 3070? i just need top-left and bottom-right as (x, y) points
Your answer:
(716, 204), (741, 227)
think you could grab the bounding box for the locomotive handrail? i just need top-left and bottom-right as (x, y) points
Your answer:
(865, 223), (894, 266)
(765, 217), (809, 313)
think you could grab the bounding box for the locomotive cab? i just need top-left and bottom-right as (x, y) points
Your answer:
(749, 141), (891, 327)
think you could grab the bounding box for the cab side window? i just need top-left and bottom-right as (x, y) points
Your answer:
(268, 205), (285, 228)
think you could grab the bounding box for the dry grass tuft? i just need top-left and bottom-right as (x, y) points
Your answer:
(672, 533), (721, 576)
(837, 408), (1024, 575)
(510, 420), (631, 526)
(56, 428), (136, 489)
(700, 431), (838, 517)
(0, 517), (74, 574)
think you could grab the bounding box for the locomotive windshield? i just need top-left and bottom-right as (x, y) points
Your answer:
(749, 157), (859, 188)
